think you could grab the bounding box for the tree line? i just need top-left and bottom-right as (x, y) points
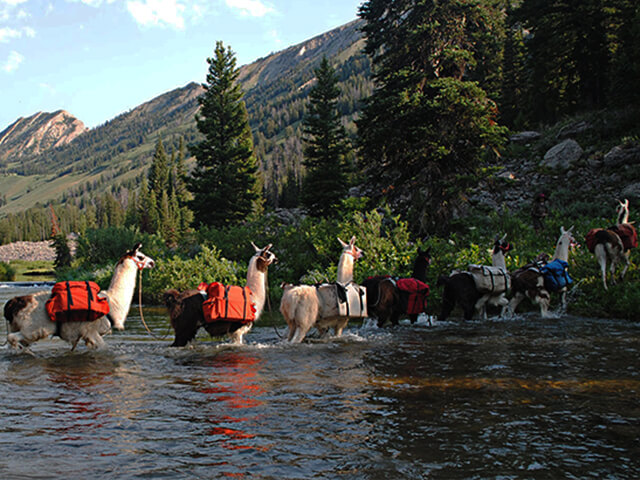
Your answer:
(1, 0), (639, 245)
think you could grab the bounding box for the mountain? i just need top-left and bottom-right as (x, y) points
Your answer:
(0, 110), (87, 163)
(0, 19), (370, 215)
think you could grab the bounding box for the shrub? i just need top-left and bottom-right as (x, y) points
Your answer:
(146, 245), (243, 303)
(0, 262), (16, 281)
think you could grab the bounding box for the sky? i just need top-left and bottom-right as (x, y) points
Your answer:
(0, 0), (363, 131)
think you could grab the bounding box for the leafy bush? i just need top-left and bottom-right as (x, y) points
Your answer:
(0, 262), (16, 281)
(146, 245), (244, 302)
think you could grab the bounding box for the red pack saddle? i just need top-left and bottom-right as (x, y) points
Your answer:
(45, 281), (111, 323)
(202, 282), (256, 324)
(396, 278), (430, 315)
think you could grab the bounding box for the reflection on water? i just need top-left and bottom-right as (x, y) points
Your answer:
(1, 284), (640, 478)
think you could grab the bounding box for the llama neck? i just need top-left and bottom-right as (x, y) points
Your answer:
(412, 260), (428, 282)
(552, 238), (570, 262)
(102, 259), (138, 327)
(492, 251), (507, 270)
(618, 208), (629, 224)
(246, 257), (267, 319)
(336, 252), (354, 284)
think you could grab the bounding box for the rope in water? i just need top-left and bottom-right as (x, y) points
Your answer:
(138, 269), (171, 340)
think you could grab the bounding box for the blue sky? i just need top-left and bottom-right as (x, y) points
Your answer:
(0, 0), (363, 131)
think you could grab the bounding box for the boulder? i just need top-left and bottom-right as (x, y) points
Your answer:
(603, 145), (640, 168)
(556, 121), (592, 139)
(509, 131), (541, 144)
(621, 182), (640, 199)
(542, 139), (583, 170)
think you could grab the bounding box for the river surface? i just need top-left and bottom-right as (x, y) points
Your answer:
(1, 283), (639, 479)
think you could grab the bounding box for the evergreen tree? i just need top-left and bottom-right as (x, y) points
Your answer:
(52, 234), (72, 271)
(149, 137), (170, 198)
(357, 0), (507, 233)
(188, 41), (262, 227)
(301, 56), (351, 217)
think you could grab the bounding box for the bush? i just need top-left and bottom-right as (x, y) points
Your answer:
(146, 245), (244, 303)
(0, 262), (16, 281)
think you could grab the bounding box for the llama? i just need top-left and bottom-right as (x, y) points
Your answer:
(163, 243), (276, 346)
(438, 235), (512, 321)
(362, 247), (431, 327)
(586, 199), (636, 290)
(3, 243), (155, 351)
(280, 236), (364, 343)
(509, 226), (575, 317)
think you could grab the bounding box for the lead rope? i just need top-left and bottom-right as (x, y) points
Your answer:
(138, 268), (171, 340)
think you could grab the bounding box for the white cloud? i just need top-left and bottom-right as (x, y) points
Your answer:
(225, 0), (275, 18)
(0, 27), (20, 42)
(0, 26), (36, 42)
(127, 0), (186, 29)
(2, 50), (24, 73)
(65, 0), (117, 6)
(0, 0), (29, 6)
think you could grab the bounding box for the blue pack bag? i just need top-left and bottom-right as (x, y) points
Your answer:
(541, 259), (572, 292)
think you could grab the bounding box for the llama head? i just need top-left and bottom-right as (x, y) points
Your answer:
(493, 234), (513, 255)
(558, 226), (577, 249)
(338, 236), (363, 260)
(251, 242), (277, 272)
(416, 247), (432, 265)
(122, 243), (156, 270)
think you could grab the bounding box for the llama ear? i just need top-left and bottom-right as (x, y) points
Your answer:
(500, 233), (507, 242)
(338, 237), (348, 248)
(350, 236), (356, 246)
(251, 242), (260, 252)
(568, 225), (574, 232)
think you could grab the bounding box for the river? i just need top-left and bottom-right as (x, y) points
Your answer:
(1, 283), (639, 479)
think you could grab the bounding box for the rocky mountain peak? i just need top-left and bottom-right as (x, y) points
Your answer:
(0, 110), (87, 162)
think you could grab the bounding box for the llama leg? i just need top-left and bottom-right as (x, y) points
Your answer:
(620, 252), (631, 281)
(7, 332), (27, 350)
(537, 290), (551, 317)
(290, 323), (312, 343)
(475, 295), (489, 320)
(599, 257), (608, 290)
(334, 318), (349, 337)
(508, 292), (524, 316)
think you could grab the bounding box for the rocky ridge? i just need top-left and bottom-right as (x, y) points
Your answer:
(0, 110), (87, 163)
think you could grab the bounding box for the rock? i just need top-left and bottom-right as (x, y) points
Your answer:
(621, 183), (640, 199)
(603, 145), (640, 168)
(556, 121), (592, 139)
(498, 171), (517, 180)
(542, 139), (583, 170)
(509, 131), (541, 144)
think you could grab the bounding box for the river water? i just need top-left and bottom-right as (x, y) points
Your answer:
(1, 283), (639, 479)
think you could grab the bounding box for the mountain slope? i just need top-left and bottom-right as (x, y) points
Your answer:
(0, 19), (370, 214)
(0, 110), (87, 165)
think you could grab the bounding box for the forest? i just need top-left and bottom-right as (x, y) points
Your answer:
(1, 0), (640, 319)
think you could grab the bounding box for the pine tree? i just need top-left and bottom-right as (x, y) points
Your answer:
(301, 56), (351, 217)
(357, 0), (507, 233)
(52, 234), (72, 271)
(188, 41), (262, 227)
(149, 138), (170, 198)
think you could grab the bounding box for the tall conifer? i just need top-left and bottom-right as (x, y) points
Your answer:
(188, 41), (262, 227)
(301, 56), (351, 217)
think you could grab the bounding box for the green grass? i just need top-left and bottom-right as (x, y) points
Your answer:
(9, 259), (55, 281)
